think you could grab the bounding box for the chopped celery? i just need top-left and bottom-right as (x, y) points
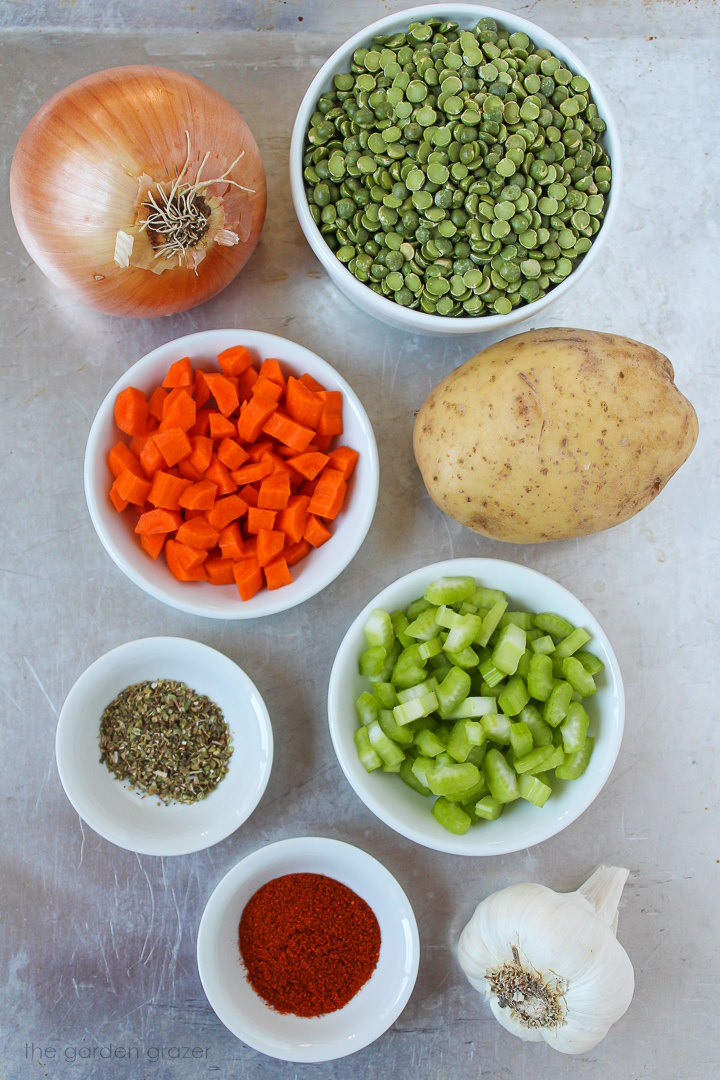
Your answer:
(393, 692), (438, 726)
(527, 652), (554, 701)
(534, 612), (575, 639)
(436, 666), (472, 718)
(475, 598), (509, 647)
(499, 611), (535, 630)
(444, 613), (484, 653)
(519, 704), (554, 747)
(425, 576), (476, 606)
(446, 774), (488, 803)
(576, 650), (605, 676)
(373, 681), (399, 709)
(396, 677), (438, 703)
(399, 757), (431, 796)
(483, 749), (519, 803)
(447, 719), (484, 763)
(435, 605), (462, 629)
(560, 701), (590, 754)
(513, 745), (555, 774)
(354, 725), (382, 771)
(383, 761), (402, 773)
(443, 696), (495, 720)
(405, 607), (440, 641)
(518, 773), (552, 807)
(444, 645), (480, 669)
(543, 680), (574, 727)
(491, 623), (526, 675)
(390, 610), (413, 647)
(543, 744), (566, 771)
(475, 795), (502, 820)
(497, 675), (530, 717)
(482, 712), (511, 745)
(563, 656), (597, 696)
(554, 627), (591, 660)
(466, 744), (487, 768)
(478, 658), (505, 688)
(480, 680), (501, 698)
(391, 656), (427, 690)
(359, 645), (388, 678)
(411, 755), (435, 788)
(432, 797), (471, 834)
(530, 634), (556, 654)
(509, 721), (533, 758)
(472, 586), (507, 608)
(418, 637), (443, 661)
(427, 761), (481, 797)
(355, 691), (379, 726)
(378, 709), (414, 748)
(367, 720), (405, 767)
(556, 736), (594, 779)
(364, 609), (395, 651)
(407, 596), (434, 619)
(459, 600), (479, 615)
(376, 639), (401, 682)
(516, 651), (531, 679)
(414, 728), (447, 757)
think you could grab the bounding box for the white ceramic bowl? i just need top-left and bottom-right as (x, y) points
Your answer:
(328, 558), (624, 856)
(55, 637), (273, 856)
(197, 836), (419, 1062)
(290, 3), (622, 336)
(84, 329), (379, 619)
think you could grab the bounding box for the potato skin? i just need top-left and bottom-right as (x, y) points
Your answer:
(413, 328), (698, 543)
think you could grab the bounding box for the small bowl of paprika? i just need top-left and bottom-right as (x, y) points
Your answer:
(196, 836), (420, 1062)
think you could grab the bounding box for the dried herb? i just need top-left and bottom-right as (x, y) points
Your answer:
(99, 679), (232, 804)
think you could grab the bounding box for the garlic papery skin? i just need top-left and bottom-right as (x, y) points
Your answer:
(457, 866), (634, 1055)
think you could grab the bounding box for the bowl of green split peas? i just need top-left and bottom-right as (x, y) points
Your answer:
(289, 4), (621, 335)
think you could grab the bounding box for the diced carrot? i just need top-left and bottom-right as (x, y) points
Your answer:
(205, 556), (237, 585)
(304, 514), (332, 547)
(218, 345), (254, 377)
(129, 431), (154, 459)
(236, 365), (259, 401)
(114, 386), (149, 436)
(264, 556), (292, 590)
(115, 468), (152, 506)
(233, 559), (263, 601)
(238, 484), (259, 508)
(204, 372), (239, 417)
(246, 439), (274, 463)
(237, 394), (278, 443)
(285, 376), (323, 428)
(256, 528), (285, 567)
(179, 479), (218, 511)
(176, 517), (219, 550)
(107, 441), (142, 479)
(195, 369), (211, 409)
(209, 411), (237, 440)
(160, 388), (196, 432)
(153, 427), (192, 467)
(286, 451), (329, 481)
(206, 494), (248, 531)
(277, 495), (310, 544)
(230, 460), (274, 485)
(308, 434), (333, 453)
(307, 467), (347, 520)
(204, 454), (237, 495)
(135, 508), (183, 535)
(262, 412), (315, 453)
(284, 538), (311, 566)
(259, 358), (286, 388)
(243, 537), (258, 560)
(299, 372), (325, 393)
(140, 533), (165, 560)
(299, 478), (318, 498)
(109, 479), (129, 512)
(328, 445), (359, 480)
(178, 458), (205, 482)
(148, 471), (193, 510)
(165, 539), (207, 581)
(316, 390), (343, 436)
(139, 437), (166, 477)
(217, 438), (249, 471)
(189, 408), (211, 437)
(162, 356), (193, 388)
(148, 386), (168, 421)
(189, 435), (213, 474)
(251, 376), (283, 402)
(246, 507), (277, 534)
(218, 521), (245, 561)
(257, 470), (291, 510)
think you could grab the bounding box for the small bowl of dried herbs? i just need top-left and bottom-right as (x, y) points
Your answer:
(55, 636), (273, 856)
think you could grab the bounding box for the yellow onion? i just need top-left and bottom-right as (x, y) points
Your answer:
(10, 65), (267, 317)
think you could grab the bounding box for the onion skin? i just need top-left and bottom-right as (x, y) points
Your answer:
(9, 65), (267, 317)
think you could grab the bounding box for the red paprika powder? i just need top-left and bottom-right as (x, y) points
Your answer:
(238, 872), (381, 1017)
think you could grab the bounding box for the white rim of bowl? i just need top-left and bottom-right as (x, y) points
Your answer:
(84, 329), (379, 619)
(196, 836), (420, 1062)
(290, 3), (623, 333)
(328, 557), (625, 855)
(55, 636), (274, 855)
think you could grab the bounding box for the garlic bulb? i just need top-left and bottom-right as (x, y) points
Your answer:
(457, 866), (634, 1055)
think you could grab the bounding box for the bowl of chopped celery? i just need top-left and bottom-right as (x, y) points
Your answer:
(328, 558), (624, 855)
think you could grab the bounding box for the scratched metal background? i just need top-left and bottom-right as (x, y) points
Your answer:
(0, 1), (718, 1078)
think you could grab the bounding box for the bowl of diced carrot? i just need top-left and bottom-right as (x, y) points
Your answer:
(84, 330), (379, 618)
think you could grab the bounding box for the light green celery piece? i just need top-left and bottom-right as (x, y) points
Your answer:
(445, 774), (488, 803)
(414, 727), (447, 757)
(418, 636), (443, 661)
(527, 652), (554, 701)
(399, 757), (431, 796)
(383, 761), (402, 773)
(475, 598), (509, 647)
(376, 639), (401, 682)
(491, 623), (527, 675)
(359, 645), (387, 678)
(390, 610), (413, 648)
(478, 658), (505, 688)
(459, 601), (479, 615)
(543, 743), (567, 771)
(427, 761), (480, 797)
(354, 725), (382, 772)
(556, 736), (593, 779)
(428, 654), (452, 682)
(378, 708), (414, 747)
(525, 628), (543, 641)
(471, 586), (507, 609)
(425, 576), (476, 606)
(393, 692), (438, 726)
(560, 701), (590, 754)
(391, 653), (427, 689)
(405, 607), (440, 641)
(436, 666), (472, 718)
(475, 795), (502, 820)
(552, 654), (567, 679)
(444, 614), (484, 653)
(554, 627), (591, 660)
(435, 751), (453, 767)
(543, 680), (574, 726)
(534, 612), (575, 639)
(513, 744), (555, 774)
(499, 611), (535, 630)
(355, 691), (380, 726)
(531, 634), (556, 655)
(447, 719), (484, 762)
(397, 677), (438, 703)
(518, 772), (552, 807)
(516, 651), (531, 678)
(443, 696), (496, 720)
(406, 596), (434, 620)
(411, 755), (435, 788)
(482, 712), (512, 745)
(432, 797), (472, 834)
(364, 608), (395, 650)
(519, 704), (554, 747)
(576, 650), (605, 676)
(480, 680), (501, 698)
(466, 744), (487, 768)
(497, 675), (530, 716)
(435, 605), (463, 630)
(444, 645), (480, 670)
(509, 721), (533, 758)
(373, 681), (399, 709)
(367, 720), (405, 767)
(483, 748), (520, 803)
(563, 656), (597, 696)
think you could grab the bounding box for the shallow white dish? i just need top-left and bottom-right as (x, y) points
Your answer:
(84, 329), (379, 619)
(55, 637), (273, 856)
(328, 558), (624, 856)
(197, 836), (419, 1062)
(290, 3), (622, 336)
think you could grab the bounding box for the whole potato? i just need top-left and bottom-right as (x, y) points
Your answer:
(413, 328), (698, 543)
